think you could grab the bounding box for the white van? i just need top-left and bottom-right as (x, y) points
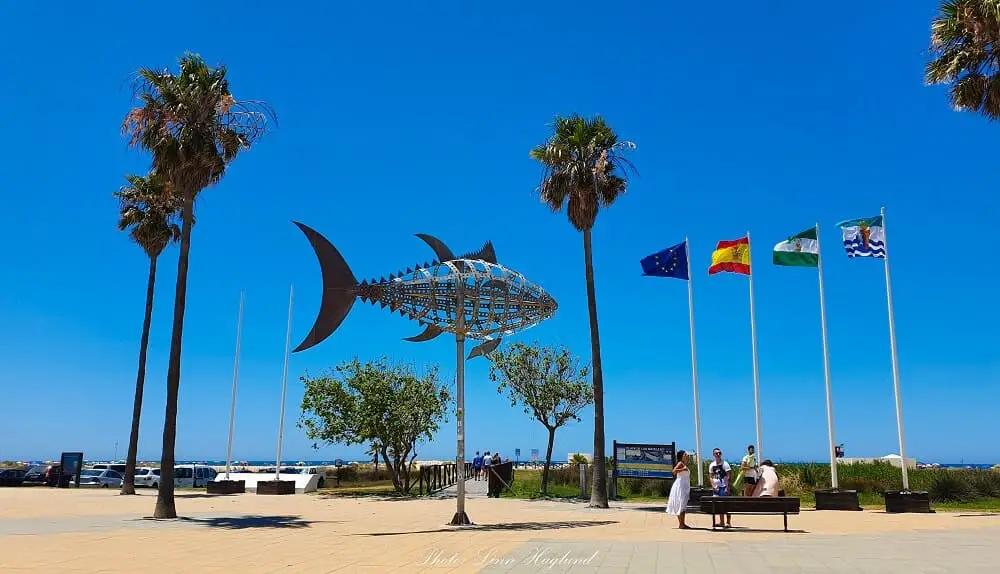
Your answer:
(173, 464), (218, 488)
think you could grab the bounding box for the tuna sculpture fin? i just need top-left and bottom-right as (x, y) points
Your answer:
(415, 233), (455, 263)
(460, 241), (497, 264)
(466, 337), (502, 360)
(403, 324), (445, 343)
(292, 221), (359, 353)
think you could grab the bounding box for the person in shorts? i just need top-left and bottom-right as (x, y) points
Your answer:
(740, 444), (759, 496)
(709, 448), (732, 528)
(472, 451), (483, 480)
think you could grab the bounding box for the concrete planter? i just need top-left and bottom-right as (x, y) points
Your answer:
(256, 480), (295, 495)
(883, 490), (933, 513)
(207, 480), (245, 495)
(814, 489), (862, 511)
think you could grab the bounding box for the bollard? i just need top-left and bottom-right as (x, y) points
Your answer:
(579, 463), (587, 498)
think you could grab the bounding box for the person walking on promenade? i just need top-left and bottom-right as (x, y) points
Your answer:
(472, 451), (483, 480)
(665, 450), (691, 529)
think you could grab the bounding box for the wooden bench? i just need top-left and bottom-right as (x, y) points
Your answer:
(698, 496), (801, 531)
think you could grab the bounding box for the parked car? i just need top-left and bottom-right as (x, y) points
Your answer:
(0, 468), (26, 486)
(23, 464), (61, 486)
(75, 469), (123, 488)
(90, 463), (127, 473)
(133, 467), (160, 488)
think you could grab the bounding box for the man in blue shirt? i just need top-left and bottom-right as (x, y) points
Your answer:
(472, 451), (483, 480)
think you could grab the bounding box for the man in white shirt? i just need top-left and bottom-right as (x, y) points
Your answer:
(708, 448), (732, 528)
(753, 460), (780, 497)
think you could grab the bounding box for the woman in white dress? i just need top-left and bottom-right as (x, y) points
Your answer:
(665, 450), (691, 529)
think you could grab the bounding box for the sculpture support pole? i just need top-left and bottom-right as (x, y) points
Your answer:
(451, 280), (471, 525)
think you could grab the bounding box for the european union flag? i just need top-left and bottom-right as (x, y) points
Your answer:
(640, 242), (689, 280)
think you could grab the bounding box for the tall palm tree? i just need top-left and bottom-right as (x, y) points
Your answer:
(122, 53), (275, 518)
(114, 173), (181, 495)
(530, 114), (635, 508)
(926, 1), (1000, 119)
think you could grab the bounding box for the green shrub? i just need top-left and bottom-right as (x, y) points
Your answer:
(968, 471), (1000, 498)
(335, 465), (358, 482)
(928, 472), (976, 502)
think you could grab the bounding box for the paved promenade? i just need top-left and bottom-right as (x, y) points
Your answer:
(1, 483), (998, 572)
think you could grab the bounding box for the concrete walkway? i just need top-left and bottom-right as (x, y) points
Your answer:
(437, 477), (490, 499)
(3, 487), (1000, 572)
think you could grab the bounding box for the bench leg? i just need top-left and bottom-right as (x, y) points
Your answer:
(783, 512), (787, 532)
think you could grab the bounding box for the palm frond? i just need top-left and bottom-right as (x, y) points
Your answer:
(530, 114), (636, 230)
(122, 53), (276, 198)
(926, 0), (1000, 119)
(114, 173), (184, 258)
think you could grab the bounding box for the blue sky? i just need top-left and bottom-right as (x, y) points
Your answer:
(0, 1), (996, 465)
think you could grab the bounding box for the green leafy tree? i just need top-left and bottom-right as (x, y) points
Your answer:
(926, 1), (1000, 119)
(299, 358), (451, 494)
(122, 52), (275, 518)
(530, 114), (635, 508)
(488, 342), (593, 495)
(114, 173), (181, 495)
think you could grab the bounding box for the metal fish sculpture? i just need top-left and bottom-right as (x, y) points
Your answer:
(292, 222), (558, 358)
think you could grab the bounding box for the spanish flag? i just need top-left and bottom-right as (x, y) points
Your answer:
(709, 236), (751, 275)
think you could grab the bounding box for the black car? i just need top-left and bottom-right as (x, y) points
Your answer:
(22, 464), (61, 486)
(0, 468), (26, 486)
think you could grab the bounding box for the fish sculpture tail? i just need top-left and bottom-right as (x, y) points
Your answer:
(292, 221), (358, 353)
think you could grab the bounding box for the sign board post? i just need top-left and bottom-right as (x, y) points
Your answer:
(514, 448), (520, 464)
(530, 449), (539, 464)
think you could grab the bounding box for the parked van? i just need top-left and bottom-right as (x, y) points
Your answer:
(173, 464), (217, 488)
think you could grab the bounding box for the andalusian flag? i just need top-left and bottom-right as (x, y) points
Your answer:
(708, 237), (750, 275)
(773, 227), (819, 267)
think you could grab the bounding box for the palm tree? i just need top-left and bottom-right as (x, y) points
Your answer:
(926, 1), (1000, 119)
(115, 173), (181, 495)
(122, 53), (275, 518)
(530, 114), (635, 508)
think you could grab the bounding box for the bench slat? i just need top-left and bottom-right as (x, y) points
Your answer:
(698, 496), (800, 514)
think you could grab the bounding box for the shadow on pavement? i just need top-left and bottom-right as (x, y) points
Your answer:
(361, 520), (618, 536)
(173, 515), (321, 529)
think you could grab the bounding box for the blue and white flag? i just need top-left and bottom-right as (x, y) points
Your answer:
(837, 215), (885, 258)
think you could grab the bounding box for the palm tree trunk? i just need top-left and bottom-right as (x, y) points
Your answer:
(583, 227), (608, 508)
(121, 256), (158, 495)
(153, 193), (194, 519)
(542, 425), (556, 496)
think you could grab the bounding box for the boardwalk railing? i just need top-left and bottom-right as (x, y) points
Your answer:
(417, 462), (474, 495)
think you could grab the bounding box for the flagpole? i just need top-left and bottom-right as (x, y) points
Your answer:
(881, 207), (909, 490)
(275, 284), (294, 482)
(815, 225), (838, 489)
(684, 238), (704, 487)
(746, 232), (763, 462)
(224, 290), (245, 480)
